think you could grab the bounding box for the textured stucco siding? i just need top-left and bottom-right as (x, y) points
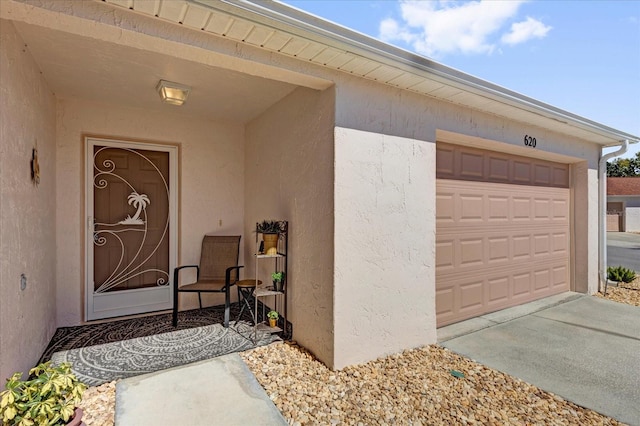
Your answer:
(55, 98), (245, 326)
(1, 0), (606, 373)
(0, 20), (57, 381)
(334, 128), (435, 369)
(331, 73), (601, 364)
(245, 87), (336, 367)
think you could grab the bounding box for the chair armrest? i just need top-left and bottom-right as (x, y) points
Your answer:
(173, 265), (199, 286)
(225, 265), (244, 287)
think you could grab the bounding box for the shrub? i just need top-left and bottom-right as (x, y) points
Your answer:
(607, 266), (637, 283)
(0, 361), (86, 426)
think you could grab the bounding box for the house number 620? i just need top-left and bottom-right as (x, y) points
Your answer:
(524, 135), (537, 148)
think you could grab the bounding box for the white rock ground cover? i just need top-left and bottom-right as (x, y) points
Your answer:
(77, 284), (640, 426)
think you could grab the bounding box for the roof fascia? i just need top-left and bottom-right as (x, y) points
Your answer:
(194, 0), (639, 145)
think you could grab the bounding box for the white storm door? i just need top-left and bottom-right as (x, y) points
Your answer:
(85, 137), (178, 321)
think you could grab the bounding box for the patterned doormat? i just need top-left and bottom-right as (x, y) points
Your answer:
(51, 321), (278, 386)
(39, 302), (291, 365)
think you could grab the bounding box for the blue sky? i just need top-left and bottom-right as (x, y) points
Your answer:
(280, 0), (640, 159)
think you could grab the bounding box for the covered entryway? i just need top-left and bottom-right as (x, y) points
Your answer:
(436, 143), (571, 326)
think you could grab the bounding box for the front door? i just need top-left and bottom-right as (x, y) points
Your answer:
(85, 137), (178, 320)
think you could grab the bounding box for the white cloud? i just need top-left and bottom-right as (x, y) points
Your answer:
(501, 17), (552, 45)
(380, 17), (417, 45)
(378, 0), (551, 57)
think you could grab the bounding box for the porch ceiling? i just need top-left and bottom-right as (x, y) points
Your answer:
(12, 21), (298, 123)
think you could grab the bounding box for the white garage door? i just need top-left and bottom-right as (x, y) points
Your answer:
(436, 144), (570, 327)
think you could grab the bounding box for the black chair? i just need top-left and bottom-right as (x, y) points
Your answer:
(173, 235), (242, 327)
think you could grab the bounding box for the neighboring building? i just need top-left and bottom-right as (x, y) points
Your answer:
(607, 177), (640, 232)
(1, 0), (638, 380)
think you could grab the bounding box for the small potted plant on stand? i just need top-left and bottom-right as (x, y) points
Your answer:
(271, 271), (285, 292)
(256, 220), (285, 255)
(267, 310), (279, 328)
(1, 361), (87, 426)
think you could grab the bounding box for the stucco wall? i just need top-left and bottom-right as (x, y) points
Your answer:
(55, 98), (245, 326)
(331, 73), (601, 366)
(334, 128), (435, 369)
(0, 20), (57, 380)
(245, 87), (335, 367)
(627, 204), (640, 232)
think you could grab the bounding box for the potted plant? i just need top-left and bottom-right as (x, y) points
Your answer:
(1, 361), (87, 426)
(271, 271), (285, 292)
(256, 220), (286, 255)
(267, 310), (279, 328)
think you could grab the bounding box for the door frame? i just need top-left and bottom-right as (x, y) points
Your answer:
(85, 136), (178, 321)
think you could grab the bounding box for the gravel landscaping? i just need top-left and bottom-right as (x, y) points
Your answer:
(596, 276), (640, 307)
(76, 285), (640, 426)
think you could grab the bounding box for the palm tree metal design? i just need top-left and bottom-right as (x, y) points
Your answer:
(119, 192), (151, 225)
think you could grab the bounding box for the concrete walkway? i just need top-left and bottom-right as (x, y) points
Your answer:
(115, 352), (287, 426)
(439, 293), (640, 426)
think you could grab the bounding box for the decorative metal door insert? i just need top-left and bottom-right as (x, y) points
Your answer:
(86, 137), (177, 321)
(92, 146), (170, 293)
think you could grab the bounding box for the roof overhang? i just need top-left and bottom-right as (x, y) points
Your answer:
(7, 0), (639, 145)
(178, 0), (638, 146)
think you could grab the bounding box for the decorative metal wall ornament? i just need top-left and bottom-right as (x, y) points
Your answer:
(31, 146), (40, 186)
(93, 147), (170, 293)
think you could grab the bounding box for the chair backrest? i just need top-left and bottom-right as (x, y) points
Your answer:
(199, 235), (241, 281)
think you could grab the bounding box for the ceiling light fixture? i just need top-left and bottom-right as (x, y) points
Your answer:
(156, 80), (191, 106)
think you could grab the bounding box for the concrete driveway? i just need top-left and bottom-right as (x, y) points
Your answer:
(438, 294), (640, 426)
(607, 232), (640, 272)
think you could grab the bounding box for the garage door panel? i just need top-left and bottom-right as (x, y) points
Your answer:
(513, 161), (532, 184)
(436, 177), (570, 327)
(460, 195), (484, 222)
(437, 143), (570, 188)
(553, 232), (569, 254)
(435, 286), (455, 317)
(459, 281), (483, 312)
(553, 199), (569, 219)
(553, 265), (569, 289)
(488, 196), (509, 221)
(435, 240), (455, 269)
(488, 276), (509, 304)
(437, 232), (567, 270)
(512, 234), (532, 260)
(488, 156), (509, 181)
(436, 193), (455, 222)
(460, 238), (484, 267)
(534, 198), (552, 220)
(534, 269), (551, 292)
(460, 151), (484, 179)
(488, 237), (509, 263)
(512, 272), (532, 296)
(533, 233), (551, 256)
(534, 164), (552, 185)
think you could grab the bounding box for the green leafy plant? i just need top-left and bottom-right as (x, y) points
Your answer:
(607, 266), (637, 283)
(1, 361), (87, 426)
(271, 271), (285, 282)
(267, 310), (279, 320)
(256, 220), (286, 234)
